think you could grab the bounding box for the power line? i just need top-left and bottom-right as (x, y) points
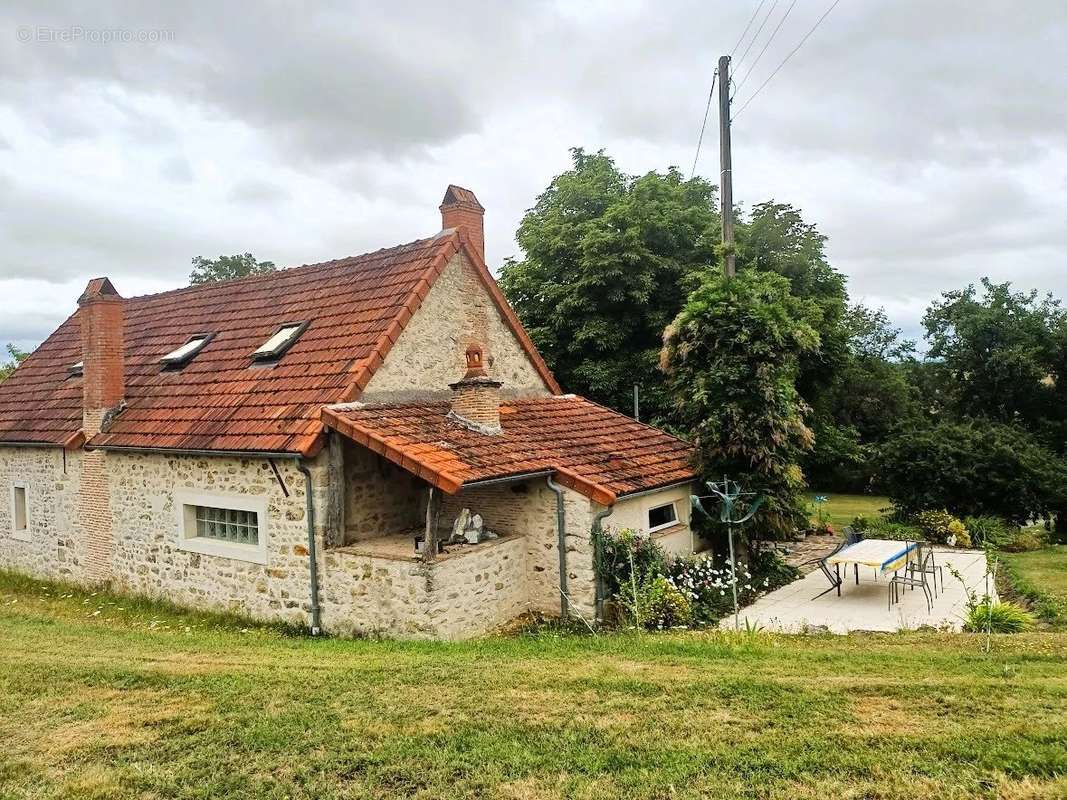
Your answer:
(729, 0), (768, 60)
(689, 69), (718, 179)
(733, 0), (780, 75)
(732, 0), (799, 98)
(732, 0), (843, 121)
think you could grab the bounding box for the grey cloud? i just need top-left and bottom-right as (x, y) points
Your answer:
(227, 178), (287, 206)
(159, 154), (194, 183)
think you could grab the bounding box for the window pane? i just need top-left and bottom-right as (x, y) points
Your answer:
(13, 487), (27, 531)
(192, 505), (259, 545)
(254, 325), (302, 356)
(648, 503), (677, 530)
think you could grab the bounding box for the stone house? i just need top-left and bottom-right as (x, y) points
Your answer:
(0, 186), (698, 639)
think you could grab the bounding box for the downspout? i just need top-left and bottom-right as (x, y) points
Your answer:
(545, 475), (569, 618)
(296, 460), (322, 636)
(591, 504), (614, 623)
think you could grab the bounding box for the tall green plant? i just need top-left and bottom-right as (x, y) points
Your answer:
(661, 271), (820, 536)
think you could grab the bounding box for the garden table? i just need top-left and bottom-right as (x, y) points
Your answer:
(816, 538), (919, 598)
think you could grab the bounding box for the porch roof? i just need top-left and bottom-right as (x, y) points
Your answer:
(321, 395), (697, 506)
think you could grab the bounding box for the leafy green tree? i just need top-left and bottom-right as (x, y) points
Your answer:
(877, 419), (1067, 526)
(736, 201), (849, 408)
(0, 344), (28, 382)
(498, 149), (718, 421)
(189, 253), (276, 285)
(805, 305), (919, 490)
(661, 271), (820, 537)
(923, 279), (1063, 432)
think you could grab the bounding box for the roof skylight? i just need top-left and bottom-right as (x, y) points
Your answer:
(160, 334), (213, 367)
(67, 361), (83, 377)
(252, 322), (309, 362)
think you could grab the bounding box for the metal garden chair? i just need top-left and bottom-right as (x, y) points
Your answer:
(888, 543), (934, 612)
(906, 540), (944, 597)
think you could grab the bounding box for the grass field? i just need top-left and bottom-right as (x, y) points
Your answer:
(807, 492), (892, 530)
(1001, 546), (1067, 630)
(2, 571), (1066, 799)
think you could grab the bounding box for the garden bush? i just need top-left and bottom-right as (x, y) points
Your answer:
(915, 510), (972, 548)
(999, 528), (1047, 553)
(963, 601), (1035, 633)
(962, 516), (1014, 549)
(851, 516), (923, 542)
(876, 420), (1067, 525)
(593, 528), (667, 599)
(620, 575), (693, 630)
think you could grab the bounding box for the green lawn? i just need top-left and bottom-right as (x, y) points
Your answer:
(2, 571), (1066, 798)
(1001, 546), (1067, 630)
(807, 492), (891, 530)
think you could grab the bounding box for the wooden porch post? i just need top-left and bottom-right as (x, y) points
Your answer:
(423, 486), (439, 563)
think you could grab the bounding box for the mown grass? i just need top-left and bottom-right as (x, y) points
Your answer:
(1, 569), (1066, 799)
(808, 492), (892, 530)
(1000, 546), (1067, 630)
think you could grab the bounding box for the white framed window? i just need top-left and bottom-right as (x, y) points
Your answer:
(160, 333), (213, 367)
(647, 501), (679, 532)
(10, 482), (31, 541)
(251, 321), (309, 362)
(174, 489), (268, 564)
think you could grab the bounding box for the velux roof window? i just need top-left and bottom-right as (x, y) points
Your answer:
(160, 334), (213, 367)
(67, 361), (83, 378)
(252, 322), (309, 362)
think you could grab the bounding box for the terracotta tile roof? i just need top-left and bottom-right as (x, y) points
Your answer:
(0, 230), (559, 454)
(321, 396), (697, 505)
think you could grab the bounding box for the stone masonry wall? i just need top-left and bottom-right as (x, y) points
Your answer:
(341, 439), (423, 544)
(319, 534), (527, 640)
(363, 252), (551, 401)
(0, 446), (86, 581)
(1, 444), (537, 639)
(106, 450), (327, 627)
(439, 478), (597, 620)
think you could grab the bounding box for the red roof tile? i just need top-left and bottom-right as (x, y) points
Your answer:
(0, 230), (559, 454)
(321, 396), (697, 505)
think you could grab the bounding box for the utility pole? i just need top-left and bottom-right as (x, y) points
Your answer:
(718, 54), (735, 278)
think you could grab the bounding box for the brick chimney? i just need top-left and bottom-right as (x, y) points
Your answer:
(448, 345), (501, 434)
(440, 185), (485, 264)
(76, 276), (124, 584)
(78, 277), (125, 436)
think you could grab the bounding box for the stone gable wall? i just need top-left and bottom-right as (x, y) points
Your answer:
(363, 252), (552, 401)
(0, 446), (86, 581)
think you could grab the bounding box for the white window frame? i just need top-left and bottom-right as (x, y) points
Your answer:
(10, 481), (31, 542)
(174, 489), (269, 564)
(647, 500), (679, 533)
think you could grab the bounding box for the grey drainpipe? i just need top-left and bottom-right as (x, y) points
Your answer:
(296, 460), (322, 636)
(591, 504), (614, 623)
(545, 475), (569, 618)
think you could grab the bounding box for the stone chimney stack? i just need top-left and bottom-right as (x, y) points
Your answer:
(440, 184), (485, 264)
(78, 277), (125, 437)
(448, 345), (502, 434)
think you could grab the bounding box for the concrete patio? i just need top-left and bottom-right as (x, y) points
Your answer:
(726, 548), (992, 633)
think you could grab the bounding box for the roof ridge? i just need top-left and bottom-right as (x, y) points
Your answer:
(123, 234), (445, 304)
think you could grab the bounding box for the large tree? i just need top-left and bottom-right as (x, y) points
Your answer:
(499, 149), (718, 422)
(0, 344), (28, 382)
(923, 278), (1064, 441)
(189, 253), (276, 285)
(661, 271), (821, 537)
(805, 305), (919, 490)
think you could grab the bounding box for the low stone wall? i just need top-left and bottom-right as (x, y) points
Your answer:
(320, 535), (528, 639)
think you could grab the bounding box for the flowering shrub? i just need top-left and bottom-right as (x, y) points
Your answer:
(593, 528), (800, 629)
(621, 575), (693, 630)
(593, 528), (667, 599)
(915, 510), (972, 548)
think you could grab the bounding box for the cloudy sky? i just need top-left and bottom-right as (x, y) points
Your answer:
(1, 1), (1065, 351)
